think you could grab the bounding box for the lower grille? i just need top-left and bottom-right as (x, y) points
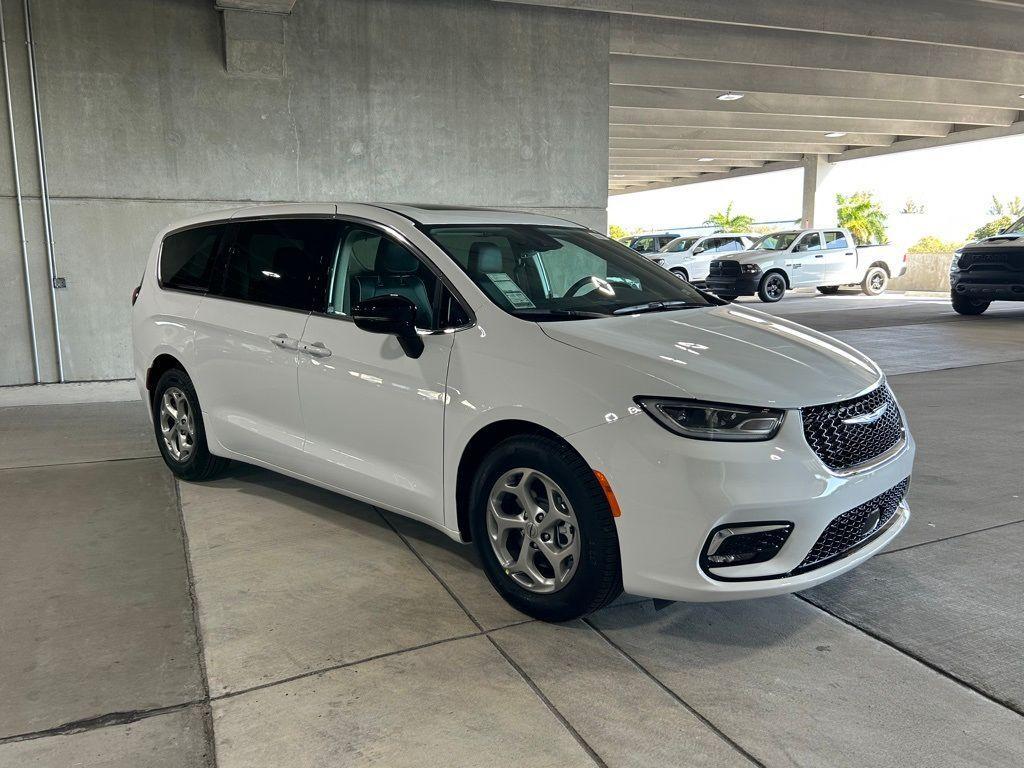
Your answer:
(795, 478), (910, 573)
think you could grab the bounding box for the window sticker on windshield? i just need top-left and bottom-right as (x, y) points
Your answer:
(486, 273), (536, 309)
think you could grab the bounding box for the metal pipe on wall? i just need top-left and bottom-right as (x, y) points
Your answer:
(23, 0), (63, 381)
(0, 0), (40, 382)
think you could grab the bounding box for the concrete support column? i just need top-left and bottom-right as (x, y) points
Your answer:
(800, 153), (834, 228)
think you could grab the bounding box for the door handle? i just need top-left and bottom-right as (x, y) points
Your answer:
(815, 254), (824, 258)
(269, 333), (299, 350)
(298, 340), (332, 358)
(845, 252), (854, 256)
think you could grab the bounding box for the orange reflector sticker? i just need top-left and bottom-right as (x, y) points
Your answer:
(593, 470), (622, 518)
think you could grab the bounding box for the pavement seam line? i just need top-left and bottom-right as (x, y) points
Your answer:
(375, 507), (608, 768)
(581, 618), (767, 768)
(0, 454), (160, 472)
(795, 594), (1024, 718)
(877, 517), (1024, 557)
(0, 701), (205, 745)
(173, 477), (220, 768)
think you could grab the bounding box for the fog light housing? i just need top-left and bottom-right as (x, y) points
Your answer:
(700, 523), (793, 571)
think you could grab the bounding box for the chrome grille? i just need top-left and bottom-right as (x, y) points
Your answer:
(801, 385), (904, 472)
(796, 478), (909, 573)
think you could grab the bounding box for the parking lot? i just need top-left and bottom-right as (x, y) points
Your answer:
(1, 291), (1021, 768)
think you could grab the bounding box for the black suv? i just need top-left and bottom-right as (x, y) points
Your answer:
(950, 216), (1024, 315)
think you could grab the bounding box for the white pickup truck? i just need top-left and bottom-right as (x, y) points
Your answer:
(704, 227), (906, 303)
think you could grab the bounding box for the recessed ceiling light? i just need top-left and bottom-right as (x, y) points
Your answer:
(697, 157), (715, 162)
(717, 92), (744, 101)
(824, 131), (848, 138)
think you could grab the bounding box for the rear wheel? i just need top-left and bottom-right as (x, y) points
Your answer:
(757, 272), (786, 303)
(861, 266), (888, 296)
(817, 285), (841, 295)
(951, 291), (990, 315)
(152, 369), (228, 481)
(670, 267), (689, 282)
(469, 434), (622, 622)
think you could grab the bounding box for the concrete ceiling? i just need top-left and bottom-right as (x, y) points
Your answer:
(494, 0), (1024, 194)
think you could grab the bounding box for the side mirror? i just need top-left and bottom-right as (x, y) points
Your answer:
(352, 295), (424, 358)
(693, 246), (706, 254)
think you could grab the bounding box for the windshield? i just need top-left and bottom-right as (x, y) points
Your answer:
(1003, 215), (1024, 235)
(660, 236), (699, 253)
(425, 225), (713, 320)
(751, 231), (799, 251)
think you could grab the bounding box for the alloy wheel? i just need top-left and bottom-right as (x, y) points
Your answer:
(486, 468), (581, 594)
(159, 387), (195, 462)
(765, 275), (784, 300)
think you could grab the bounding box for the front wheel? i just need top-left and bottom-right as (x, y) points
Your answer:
(152, 369), (229, 481)
(951, 291), (990, 315)
(861, 266), (888, 296)
(817, 285), (841, 295)
(670, 268), (689, 282)
(469, 434), (622, 622)
(757, 272), (786, 303)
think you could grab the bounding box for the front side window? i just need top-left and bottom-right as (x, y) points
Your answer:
(326, 226), (440, 329)
(425, 225), (712, 320)
(824, 231), (850, 250)
(217, 219), (338, 311)
(752, 232), (799, 251)
(160, 224), (224, 292)
(661, 236), (698, 253)
(632, 237), (655, 253)
(794, 232), (822, 252)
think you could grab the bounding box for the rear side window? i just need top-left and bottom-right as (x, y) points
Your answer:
(824, 231), (850, 250)
(217, 219), (338, 311)
(160, 225), (224, 292)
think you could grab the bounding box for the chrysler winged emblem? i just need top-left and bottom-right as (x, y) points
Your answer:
(842, 402), (888, 426)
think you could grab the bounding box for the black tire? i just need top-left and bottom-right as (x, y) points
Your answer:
(817, 285), (841, 295)
(951, 290), (990, 316)
(861, 266), (888, 296)
(757, 272), (787, 303)
(670, 267), (689, 282)
(152, 369), (229, 481)
(469, 434), (622, 622)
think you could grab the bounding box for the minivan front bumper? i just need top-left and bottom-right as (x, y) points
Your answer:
(569, 405), (914, 602)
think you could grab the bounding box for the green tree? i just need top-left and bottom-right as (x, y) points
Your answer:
(835, 191), (888, 245)
(704, 202), (754, 232)
(907, 235), (963, 254)
(967, 195), (1024, 241)
(608, 224), (631, 240)
(900, 198), (926, 214)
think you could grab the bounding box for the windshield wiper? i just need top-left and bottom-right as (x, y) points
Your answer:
(612, 300), (705, 315)
(514, 308), (608, 320)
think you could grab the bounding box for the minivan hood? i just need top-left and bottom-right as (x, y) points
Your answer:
(540, 305), (882, 409)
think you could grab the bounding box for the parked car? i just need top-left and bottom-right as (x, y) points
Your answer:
(133, 204), (914, 622)
(950, 214), (1024, 315)
(705, 228), (905, 303)
(626, 232), (677, 254)
(647, 232), (757, 284)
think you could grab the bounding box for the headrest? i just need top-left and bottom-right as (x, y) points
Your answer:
(378, 243), (417, 276)
(273, 246), (304, 271)
(379, 240), (418, 274)
(468, 241), (503, 273)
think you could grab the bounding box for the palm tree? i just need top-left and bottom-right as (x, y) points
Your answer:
(986, 195), (1024, 217)
(835, 192), (888, 245)
(705, 202), (754, 232)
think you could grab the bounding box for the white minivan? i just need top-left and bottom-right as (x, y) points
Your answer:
(133, 204), (915, 621)
(648, 232), (757, 284)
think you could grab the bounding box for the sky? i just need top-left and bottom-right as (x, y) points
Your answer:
(607, 132), (1024, 246)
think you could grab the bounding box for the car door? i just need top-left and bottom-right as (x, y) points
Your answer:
(822, 230), (857, 283)
(296, 222), (464, 524)
(788, 231), (826, 286)
(192, 215), (338, 470)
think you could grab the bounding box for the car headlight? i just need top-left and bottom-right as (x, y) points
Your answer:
(634, 397), (785, 441)
(950, 253), (961, 272)
(741, 264), (761, 274)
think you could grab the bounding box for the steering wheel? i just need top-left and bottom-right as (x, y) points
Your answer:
(564, 276), (599, 297)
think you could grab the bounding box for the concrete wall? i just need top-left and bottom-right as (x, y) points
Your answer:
(1, 0), (610, 384)
(889, 252), (953, 292)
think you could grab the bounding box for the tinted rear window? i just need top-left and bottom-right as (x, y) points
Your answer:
(160, 225), (224, 291)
